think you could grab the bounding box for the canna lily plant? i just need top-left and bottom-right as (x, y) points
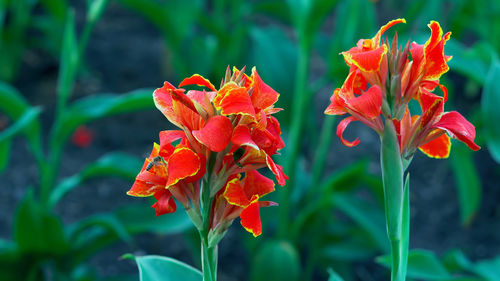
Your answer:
(325, 19), (480, 281)
(127, 66), (287, 281)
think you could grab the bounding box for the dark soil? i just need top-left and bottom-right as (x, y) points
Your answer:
(1, 2), (499, 281)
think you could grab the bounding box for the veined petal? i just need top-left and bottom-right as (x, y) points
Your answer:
(232, 125), (259, 150)
(192, 115), (233, 152)
(217, 87), (256, 117)
(325, 88), (348, 115)
(422, 21), (451, 80)
(243, 170), (275, 198)
(250, 67), (279, 110)
(346, 85), (382, 119)
(418, 133), (451, 159)
(166, 146), (202, 187)
(433, 111), (480, 151)
(343, 45), (388, 72)
(152, 189), (177, 216)
(240, 197), (262, 237)
(223, 178), (251, 207)
(178, 74), (216, 91)
(337, 116), (361, 147)
(127, 180), (155, 197)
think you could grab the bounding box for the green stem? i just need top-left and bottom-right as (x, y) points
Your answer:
(200, 234), (218, 281)
(278, 35), (311, 238)
(380, 119), (407, 281)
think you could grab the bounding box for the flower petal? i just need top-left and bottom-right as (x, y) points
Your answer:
(153, 82), (182, 126)
(223, 178), (250, 207)
(337, 116), (360, 147)
(343, 45), (388, 72)
(243, 170), (275, 198)
(372, 18), (406, 46)
(240, 197), (262, 237)
(232, 125), (259, 150)
(166, 146), (202, 187)
(192, 115), (233, 152)
(250, 67), (279, 110)
(433, 111), (480, 151)
(152, 189), (177, 216)
(217, 87), (256, 117)
(418, 133), (451, 159)
(422, 21), (451, 80)
(178, 74), (216, 91)
(346, 85), (382, 119)
(325, 88), (348, 115)
(265, 155), (288, 186)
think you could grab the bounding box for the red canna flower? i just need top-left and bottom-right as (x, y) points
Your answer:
(128, 66), (287, 239)
(325, 19), (480, 158)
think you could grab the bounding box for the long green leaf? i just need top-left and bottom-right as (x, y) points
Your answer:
(250, 241), (301, 281)
(327, 268), (345, 281)
(482, 61), (500, 163)
(56, 9), (78, 111)
(377, 249), (451, 280)
(0, 107), (41, 142)
(133, 255), (202, 281)
(49, 152), (142, 208)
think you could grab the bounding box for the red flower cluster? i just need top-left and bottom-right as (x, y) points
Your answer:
(127, 67), (287, 237)
(325, 19), (480, 158)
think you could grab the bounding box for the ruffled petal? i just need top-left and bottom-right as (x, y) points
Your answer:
(152, 189), (177, 216)
(343, 45), (388, 72)
(240, 197), (262, 237)
(250, 67), (279, 110)
(422, 21), (451, 80)
(346, 85), (382, 118)
(433, 111), (480, 151)
(265, 155), (288, 186)
(372, 18), (406, 46)
(166, 146), (202, 186)
(337, 116), (360, 147)
(232, 125), (259, 150)
(217, 87), (256, 117)
(223, 178), (250, 207)
(192, 116), (233, 152)
(325, 88), (348, 115)
(418, 133), (451, 159)
(242, 170), (275, 198)
(178, 74), (216, 91)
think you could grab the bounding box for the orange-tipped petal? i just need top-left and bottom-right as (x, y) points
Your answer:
(178, 74), (216, 91)
(347, 85), (382, 118)
(240, 197), (262, 237)
(217, 87), (256, 117)
(192, 115), (233, 152)
(166, 146), (202, 187)
(419, 133), (451, 159)
(343, 45), (388, 72)
(373, 18), (406, 46)
(325, 88), (348, 115)
(422, 21), (451, 80)
(434, 111), (480, 151)
(243, 170), (275, 198)
(153, 82), (181, 126)
(337, 116), (360, 147)
(223, 178), (250, 207)
(265, 155), (288, 186)
(250, 67), (279, 110)
(127, 180), (155, 197)
(152, 189), (177, 216)
(232, 125), (259, 150)
(159, 130), (185, 155)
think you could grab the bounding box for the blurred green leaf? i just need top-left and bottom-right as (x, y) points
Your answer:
(14, 189), (69, 255)
(377, 249), (451, 280)
(322, 238), (377, 261)
(132, 255), (202, 281)
(447, 41), (494, 84)
(327, 268), (345, 281)
(251, 240), (301, 281)
(50, 88), (155, 151)
(87, 0), (108, 25)
(472, 256), (500, 281)
(0, 138), (11, 172)
(450, 142), (482, 225)
(69, 213), (132, 247)
(0, 107), (41, 142)
(482, 61), (500, 163)
(49, 152), (142, 208)
(56, 9), (79, 110)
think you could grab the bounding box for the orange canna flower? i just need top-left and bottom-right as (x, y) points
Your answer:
(128, 66), (287, 237)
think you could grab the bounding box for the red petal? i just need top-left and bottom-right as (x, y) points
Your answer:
(325, 88), (348, 115)
(240, 198), (262, 237)
(265, 155), (288, 186)
(337, 116), (360, 147)
(166, 146), (202, 186)
(419, 133), (451, 159)
(159, 130), (185, 156)
(243, 170), (275, 198)
(152, 189), (177, 216)
(343, 45), (387, 72)
(127, 180), (155, 197)
(422, 21), (451, 80)
(433, 111), (480, 151)
(192, 116), (233, 152)
(373, 18), (406, 46)
(178, 74), (216, 91)
(223, 178), (250, 207)
(250, 67), (279, 110)
(346, 85), (382, 119)
(217, 87), (256, 117)
(153, 82), (182, 126)
(232, 125), (259, 150)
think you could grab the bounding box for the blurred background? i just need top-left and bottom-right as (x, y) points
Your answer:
(0, 0), (499, 280)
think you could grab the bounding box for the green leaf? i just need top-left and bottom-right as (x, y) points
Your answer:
(377, 249), (451, 280)
(400, 174), (410, 281)
(87, 0), (108, 24)
(14, 189), (69, 255)
(0, 107), (41, 142)
(472, 256), (500, 281)
(56, 9), (79, 109)
(447, 41), (494, 84)
(250, 240), (301, 281)
(0, 139), (12, 172)
(49, 152), (142, 208)
(482, 61), (500, 163)
(68, 213), (132, 246)
(133, 255), (202, 281)
(450, 142), (481, 225)
(50, 88), (154, 151)
(327, 268), (346, 281)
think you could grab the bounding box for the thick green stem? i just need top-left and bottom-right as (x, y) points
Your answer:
(201, 235), (218, 281)
(278, 36), (310, 238)
(380, 119), (407, 281)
